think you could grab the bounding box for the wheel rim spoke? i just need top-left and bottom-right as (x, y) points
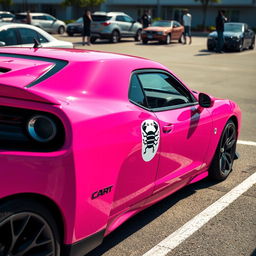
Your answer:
(0, 212), (55, 256)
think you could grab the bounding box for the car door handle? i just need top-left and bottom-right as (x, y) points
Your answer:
(163, 124), (174, 133)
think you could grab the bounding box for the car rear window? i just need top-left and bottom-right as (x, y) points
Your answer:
(92, 15), (112, 22)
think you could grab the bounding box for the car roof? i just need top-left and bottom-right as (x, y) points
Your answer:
(16, 12), (52, 16)
(93, 11), (126, 16)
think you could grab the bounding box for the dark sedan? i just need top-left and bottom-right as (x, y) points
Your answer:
(207, 22), (255, 52)
(66, 17), (83, 36)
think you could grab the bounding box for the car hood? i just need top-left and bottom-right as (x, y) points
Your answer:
(209, 31), (243, 37)
(144, 26), (170, 32)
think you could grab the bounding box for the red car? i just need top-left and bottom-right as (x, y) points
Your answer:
(141, 20), (184, 44)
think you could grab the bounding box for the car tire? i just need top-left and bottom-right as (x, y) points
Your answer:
(165, 34), (171, 44)
(207, 43), (214, 51)
(249, 37), (255, 50)
(67, 32), (73, 37)
(58, 26), (65, 34)
(135, 29), (142, 41)
(0, 198), (61, 256)
(237, 38), (244, 52)
(178, 35), (184, 44)
(91, 37), (97, 43)
(111, 30), (120, 43)
(142, 39), (148, 44)
(208, 120), (237, 181)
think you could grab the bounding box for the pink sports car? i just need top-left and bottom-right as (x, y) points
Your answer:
(0, 47), (241, 256)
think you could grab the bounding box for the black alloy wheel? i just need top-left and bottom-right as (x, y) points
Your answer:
(237, 38), (244, 52)
(209, 120), (237, 181)
(0, 199), (61, 256)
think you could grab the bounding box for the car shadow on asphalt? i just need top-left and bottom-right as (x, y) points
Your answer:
(86, 177), (220, 256)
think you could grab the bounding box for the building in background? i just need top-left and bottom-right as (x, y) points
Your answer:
(2, 0), (256, 28)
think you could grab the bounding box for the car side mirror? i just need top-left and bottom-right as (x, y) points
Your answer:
(0, 41), (6, 46)
(198, 93), (213, 108)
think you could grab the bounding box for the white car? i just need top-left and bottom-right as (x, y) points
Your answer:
(0, 23), (73, 48)
(14, 12), (66, 34)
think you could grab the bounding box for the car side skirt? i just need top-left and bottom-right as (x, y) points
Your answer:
(63, 229), (105, 256)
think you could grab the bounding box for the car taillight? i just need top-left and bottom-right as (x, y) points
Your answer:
(101, 22), (110, 26)
(0, 106), (65, 152)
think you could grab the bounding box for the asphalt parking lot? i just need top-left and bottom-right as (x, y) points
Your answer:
(56, 34), (256, 256)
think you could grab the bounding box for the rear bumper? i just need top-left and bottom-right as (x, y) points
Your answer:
(91, 32), (113, 39)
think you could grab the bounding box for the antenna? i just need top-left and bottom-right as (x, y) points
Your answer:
(33, 38), (42, 48)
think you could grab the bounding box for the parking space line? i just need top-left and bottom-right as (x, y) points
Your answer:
(238, 140), (256, 147)
(142, 172), (256, 256)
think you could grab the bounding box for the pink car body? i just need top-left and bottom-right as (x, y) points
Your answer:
(0, 48), (241, 256)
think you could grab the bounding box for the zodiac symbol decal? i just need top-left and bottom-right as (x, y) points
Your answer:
(141, 119), (160, 162)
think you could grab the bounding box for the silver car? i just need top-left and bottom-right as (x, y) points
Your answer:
(91, 12), (142, 43)
(14, 13), (66, 34)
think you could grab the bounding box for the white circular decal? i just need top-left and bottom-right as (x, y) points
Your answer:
(141, 119), (160, 162)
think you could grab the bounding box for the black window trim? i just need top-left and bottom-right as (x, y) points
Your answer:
(129, 68), (198, 112)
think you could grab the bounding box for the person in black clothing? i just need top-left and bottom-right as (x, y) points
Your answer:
(215, 10), (227, 53)
(82, 9), (92, 46)
(141, 10), (151, 28)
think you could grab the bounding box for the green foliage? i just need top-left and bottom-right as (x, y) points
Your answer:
(194, 0), (221, 30)
(62, 0), (105, 8)
(0, 0), (12, 9)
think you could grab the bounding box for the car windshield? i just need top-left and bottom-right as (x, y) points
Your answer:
(224, 23), (243, 32)
(76, 17), (83, 23)
(151, 21), (172, 27)
(92, 15), (112, 22)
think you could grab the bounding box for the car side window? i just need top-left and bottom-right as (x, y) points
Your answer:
(137, 72), (194, 109)
(116, 15), (125, 22)
(129, 74), (147, 107)
(123, 15), (133, 23)
(45, 15), (55, 21)
(0, 29), (18, 45)
(19, 28), (41, 44)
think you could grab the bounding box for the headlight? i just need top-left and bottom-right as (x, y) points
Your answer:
(27, 115), (57, 143)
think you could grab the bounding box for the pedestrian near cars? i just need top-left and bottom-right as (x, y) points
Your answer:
(82, 9), (92, 46)
(215, 10), (227, 53)
(26, 10), (31, 24)
(182, 9), (192, 44)
(141, 10), (151, 28)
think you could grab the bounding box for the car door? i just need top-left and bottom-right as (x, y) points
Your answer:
(123, 15), (136, 36)
(115, 15), (130, 36)
(109, 74), (160, 216)
(135, 70), (212, 194)
(172, 21), (183, 40)
(17, 27), (49, 47)
(0, 28), (19, 46)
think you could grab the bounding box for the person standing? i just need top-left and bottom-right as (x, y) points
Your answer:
(215, 10), (227, 53)
(141, 10), (151, 28)
(182, 9), (192, 44)
(26, 10), (32, 24)
(82, 9), (92, 46)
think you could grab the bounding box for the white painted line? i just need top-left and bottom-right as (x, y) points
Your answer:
(238, 140), (256, 147)
(142, 172), (256, 256)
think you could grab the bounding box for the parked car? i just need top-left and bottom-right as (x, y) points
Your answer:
(0, 47), (241, 256)
(0, 23), (73, 48)
(141, 20), (184, 44)
(90, 11), (142, 43)
(0, 11), (14, 22)
(66, 17), (83, 36)
(207, 22), (255, 52)
(14, 12), (66, 34)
